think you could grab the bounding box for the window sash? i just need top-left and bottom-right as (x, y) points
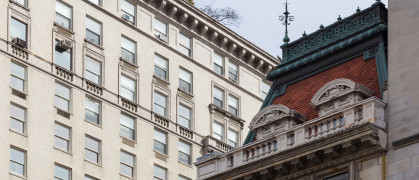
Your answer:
(154, 66), (167, 80)
(88, 0), (101, 6)
(10, 117), (24, 133)
(54, 165), (71, 180)
(214, 64), (223, 75)
(179, 151), (190, 164)
(121, 0), (135, 16)
(10, 148), (25, 176)
(179, 79), (191, 93)
(15, 0), (27, 6)
(228, 106), (238, 116)
(56, 13), (71, 30)
(213, 98), (223, 108)
(154, 166), (166, 180)
(85, 149), (99, 163)
(55, 95), (70, 111)
(154, 140), (166, 154)
(54, 136), (70, 151)
(86, 29), (101, 45)
(121, 48), (136, 64)
(213, 123), (223, 140)
(10, 18), (27, 42)
(154, 19), (167, 35)
(120, 163), (134, 177)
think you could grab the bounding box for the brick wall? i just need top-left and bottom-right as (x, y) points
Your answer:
(272, 55), (381, 120)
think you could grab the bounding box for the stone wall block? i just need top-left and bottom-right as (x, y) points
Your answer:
(388, 158), (411, 176)
(387, 93), (411, 115)
(388, 65), (411, 86)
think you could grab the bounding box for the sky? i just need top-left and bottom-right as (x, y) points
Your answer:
(194, 0), (389, 58)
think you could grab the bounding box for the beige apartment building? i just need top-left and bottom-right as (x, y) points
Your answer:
(0, 0), (279, 179)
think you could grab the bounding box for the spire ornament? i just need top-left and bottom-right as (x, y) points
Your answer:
(279, 0), (294, 44)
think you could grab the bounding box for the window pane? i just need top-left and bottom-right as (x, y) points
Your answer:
(85, 137), (99, 152)
(179, 33), (191, 48)
(10, 104), (25, 121)
(88, 0), (100, 6)
(121, 75), (135, 91)
(120, 164), (133, 177)
(15, 0), (26, 6)
(85, 58), (101, 76)
(228, 130), (238, 143)
(154, 166), (166, 180)
(85, 175), (99, 180)
(120, 151), (134, 166)
(121, 37), (136, 53)
(228, 62), (238, 74)
(179, 141), (190, 155)
(54, 165), (70, 180)
(120, 126), (134, 140)
(228, 96), (238, 109)
(121, 0), (135, 15)
(179, 105), (191, 119)
(324, 172), (349, 180)
(154, 92), (167, 108)
(179, 116), (190, 129)
(121, 114), (134, 129)
(155, 55), (167, 70)
(56, 1), (72, 18)
(179, 69), (191, 83)
(85, 149), (98, 163)
(179, 176), (189, 180)
(55, 124), (70, 139)
(179, 80), (191, 93)
(10, 76), (24, 91)
(154, 19), (167, 35)
(179, 152), (190, 164)
(86, 17), (101, 34)
(10, 118), (24, 133)
(56, 13), (71, 29)
(154, 105), (166, 117)
(214, 53), (223, 66)
(10, 18), (27, 41)
(55, 40), (72, 70)
(154, 141), (166, 154)
(10, 148), (25, 164)
(154, 130), (166, 144)
(213, 87), (224, 101)
(10, 162), (24, 176)
(155, 66), (167, 80)
(213, 123), (223, 140)
(55, 96), (69, 111)
(11, 62), (25, 78)
(54, 137), (69, 151)
(85, 99), (99, 113)
(179, 46), (190, 57)
(120, 88), (134, 101)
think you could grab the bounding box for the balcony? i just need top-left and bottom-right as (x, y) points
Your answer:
(120, 97), (138, 113)
(54, 65), (74, 82)
(154, 113), (170, 128)
(195, 97), (386, 180)
(203, 136), (234, 154)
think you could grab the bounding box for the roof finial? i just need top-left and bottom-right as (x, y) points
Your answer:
(279, 0), (294, 44)
(356, 6), (361, 13)
(302, 31), (307, 37)
(337, 15), (342, 21)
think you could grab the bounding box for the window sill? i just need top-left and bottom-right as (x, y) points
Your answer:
(120, 136), (137, 144)
(53, 147), (73, 156)
(153, 150), (169, 158)
(119, 173), (134, 180)
(84, 119), (102, 128)
(84, 38), (104, 50)
(9, 129), (27, 137)
(9, 172), (26, 179)
(178, 161), (193, 168)
(153, 75), (170, 85)
(54, 107), (72, 118)
(10, 87), (28, 99)
(178, 88), (194, 97)
(53, 23), (74, 34)
(9, 0), (30, 11)
(84, 159), (102, 168)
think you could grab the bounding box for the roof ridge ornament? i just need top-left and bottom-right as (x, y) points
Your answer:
(279, 0), (294, 44)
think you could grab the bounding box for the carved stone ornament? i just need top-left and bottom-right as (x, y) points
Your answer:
(311, 78), (374, 109)
(249, 104), (307, 132)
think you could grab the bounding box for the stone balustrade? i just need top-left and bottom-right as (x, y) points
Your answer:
(179, 125), (194, 140)
(54, 65), (74, 82)
(154, 114), (170, 128)
(85, 80), (103, 95)
(203, 136), (234, 154)
(196, 97), (386, 178)
(120, 97), (138, 112)
(11, 44), (28, 60)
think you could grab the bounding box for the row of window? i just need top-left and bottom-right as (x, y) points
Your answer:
(10, 0), (271, 99)
(9, 147), (190, 180)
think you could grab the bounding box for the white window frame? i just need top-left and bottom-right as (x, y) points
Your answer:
(120, 113), (136, 141)
(85, 135), (101, 164)
(85, 97), (101, 125)
(178, 141), (191, 165)
(84, 56), (102, 85)
(154, 54), (168, 80)
(120, 151), (135, 178)
(212, 121), (224, 141)
(213, 52), (224, 75)
(120, 74), (136, 102)
(228, 61), (238, 82)
(54, 82), (71, 112)
(154, 18), (168, 42)
(10, 147), (26, 177)
(153, 91), (168, 117)
(55, 0), (72, 30)
(121, 0), (135, 24)
(262, 81), (270, 99)
(10, 103), (26, 134)
(54, 122), (71, 152)
(178, 104), (191, 129)
(10, 61), (27, 92)
(121, 36), (137, 65)
(213, 86), (224, 108)
(179, 33), (191, 57)
(228, 94), (239, 117)
(88, 0), (101, 6)
(54, 163), (71, 180)
(154, 165), (167, 180)
(154, 129), (167, 155)
(86, 16), (102, 46)
(228, 129), (238, 148)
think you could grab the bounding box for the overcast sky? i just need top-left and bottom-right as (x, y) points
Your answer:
(195, 0), (389, 58)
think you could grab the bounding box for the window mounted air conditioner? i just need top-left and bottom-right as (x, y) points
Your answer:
(122, 14), (131, 22)
(58, 39), (72, 50)
(156, 34), (168, 42)
(12, 38), (27, 48)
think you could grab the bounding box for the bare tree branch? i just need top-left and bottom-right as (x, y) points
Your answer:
(200, 5), (242, 27)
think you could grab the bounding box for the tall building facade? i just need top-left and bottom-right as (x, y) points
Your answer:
(196, 1), (390, 179)
(0, 0), (279, 179)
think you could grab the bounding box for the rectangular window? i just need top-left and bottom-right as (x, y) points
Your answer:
(15, 0), (27, 6)
(120, 151), (135, 178)
(178, 141), (191, 165)
(121, 37), (136, 64)
(10, 18), (27, 42)
(88, 0), (101, 6)
(213, 87), (224, 108)
(154, 18), (167, 42)
(120, 114), (135, 140)
(262, 82), (270, 99)
(179, 69), (192, 93)
(54, 164), (71, 180)
(324, 172), (349, 180)
(213, 53), (224, 75)
(228, 95), (239, 116)
(154, 92), (167, 117)
(56, 1), (72, 29)
(179, 33), (191, 57)
(55, 83), (71, 112)
(85, 136), (100, 164)
(85, 57), (101, 85)
(228, 62), (238, 82)
(10, 147), (25, 177)
(213, 122), (223, 141)
(121, 0), (135, 24)
(120, 75), (136, 102)
(154, 165), (166, 180)
(85, 175), (99, 180)
(154, 129), (167, 154)
(85, 98), (100, 124)
(86, 17), (102, 45)
(228, 130), (238, 148)
(178, 104), (191, 129)
(55, 40), (72, 71)
(10, 104), (25, 134)
(154, 55), (168, 80)
(10, 62), (26, 92)
(54, 123), (71, 152)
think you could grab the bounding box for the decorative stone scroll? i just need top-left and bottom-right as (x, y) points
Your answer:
(249, 104), (306, 139)
(311, 79), (374, 117)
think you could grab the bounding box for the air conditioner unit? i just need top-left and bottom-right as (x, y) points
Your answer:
(229, 76), (238, 82)
(58, 39), (72, 50)
(156, 34), (168, 42)
(12, 38), (27, 48)
(122, 13), (131, 22)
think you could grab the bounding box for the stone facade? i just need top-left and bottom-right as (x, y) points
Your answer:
(196, 2), (390, 180)
(0, 0), (279, 179)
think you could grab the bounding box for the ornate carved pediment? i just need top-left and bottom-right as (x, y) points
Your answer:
(249, 104), (306, 133)
(311, 79), (374, 115)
